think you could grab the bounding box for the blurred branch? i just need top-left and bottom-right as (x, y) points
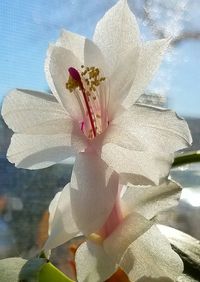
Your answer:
(143, 0), (200, 46)
(173, 151), (200, 167)
(172, 31), (200, 45)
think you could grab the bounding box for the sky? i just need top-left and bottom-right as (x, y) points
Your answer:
(0, 0), (200, 118)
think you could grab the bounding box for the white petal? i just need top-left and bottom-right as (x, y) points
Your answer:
(44, 184), (79, 252)
(123, 39), (170, 107)
(113, 104), (192, 153)
(101, 143), (173, 185)
(108, 47), (139, 118)
(122, 180), (181, 220)
(75, 241), (116, 282)
(7, 133), (80, 169)
(93, 124), (145, 152)
(121, 225), (183, 281)
(55, 29), (85, 63)
(93, 0), (140, 74)
(1, 89), (73, 135)
(45, 45), (83, 119)
(70, 153), (119, 235)
(84, 39), (108, 76)
(56, 31), (108, 75)
(103, 213), (152, 263)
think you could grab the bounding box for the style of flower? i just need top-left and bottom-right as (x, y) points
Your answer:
(44, 153), (183, 282)
(1, 0), (192, 185)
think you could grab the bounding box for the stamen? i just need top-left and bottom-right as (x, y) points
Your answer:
(67, 67), (97, 138)
(66, 65), (107, 139)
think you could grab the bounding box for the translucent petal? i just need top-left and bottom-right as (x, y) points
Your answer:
(45, 45), (83, 119)
(103, 213), (152, 262)
(122, 180), (181, 220)
(101, 143), (173, 185)
(70, 153), (119, 235)
(1, 89), (73, 135)
(84, 39), (108, 76)
(108, 47), (139, 118)
(93, 124), (146, 153)
(93, 0), (140, 75)
(7, 133), (78, 169)
(121, 225), (183, 281)
(44, 184), (79, 252)
(113, 104), (192, 154)
(123, 39), (170, 107)
(75, 241), (116, 282)
(55, 29), (85, 63)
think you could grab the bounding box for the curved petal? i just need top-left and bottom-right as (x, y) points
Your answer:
(113, 104), (192, 154)
(56, 31), (108, 75)
(103, 213), (152, 263)
(1, 89), (73, 134)
(108, 47), (139, 118)
(45, 45), (83, 119)
(55, 29), (85, 63)
(93, 0), (140, 74)
(100, 143), (173, 185)
(70, 153), (119, 235)
(75, 241), (116, 282)
(121, 225), (183, 281)
(7, 133), (82, 169)
(122, 180), (181, 220)
(44, 184), (79, 252)
(123, 38), (170, 107)
(92, 124), (146, 153)
(84, 39), (108, 76)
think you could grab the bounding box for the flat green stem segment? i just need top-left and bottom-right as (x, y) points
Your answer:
(39, 262), (74, 282)
(172, 150), (200, 167)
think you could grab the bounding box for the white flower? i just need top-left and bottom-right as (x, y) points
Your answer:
(1, 0), (191, 185)
(44, 153), (183, 282)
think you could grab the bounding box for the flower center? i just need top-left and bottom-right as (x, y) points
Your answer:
(66, 66), (108, 139)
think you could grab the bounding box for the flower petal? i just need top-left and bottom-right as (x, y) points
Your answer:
(7, 133), (81, 169)
(93, 124), (145, 153)
(93, 0), (140, 74)
(100, 143), (173, 185)
(45, 45), (83, 119)
(103, 212), (152, 263)
(55, 29), (85, 63)
(108, 47), (139, 118)
(44, 184), (79, 252)
(84, 39), (108, 76)
(113, 104), (192, 154)
(123, 38), (170, 107)
(121, 225), (183, 281)
(56, 31), (108, 75)
(70, 153), (119, 235)
(122, 180), (181, 220)
(75, 241), (116, 282)
(1, 89), (73, 134)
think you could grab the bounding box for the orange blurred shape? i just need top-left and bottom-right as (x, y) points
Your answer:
(36, 210), (49, 248)
(105, 268), (130, 282)
(0, 196), (7, 213)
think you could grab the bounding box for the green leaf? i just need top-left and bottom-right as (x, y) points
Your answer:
(0, 257), (27, 282)
(38, 262), (74, 282)
(173, 151), (200, 167)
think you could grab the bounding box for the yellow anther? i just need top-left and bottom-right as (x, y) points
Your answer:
(66, 65), (106, 94)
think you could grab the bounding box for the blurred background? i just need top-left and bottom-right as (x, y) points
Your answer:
(0, 0), (200, 275)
